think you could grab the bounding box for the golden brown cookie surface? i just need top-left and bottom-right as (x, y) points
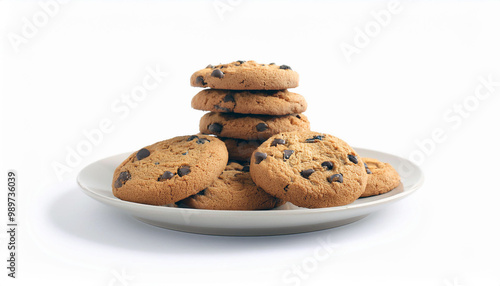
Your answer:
(112, 135), (228, 205)
(180, 162), (282, 210)
(191, 89), (307, 115)
(360, 157), (400, 197)
(250, 131), (368, 208)
(199, 112), (310, 141)
(190, 61), (299, 90)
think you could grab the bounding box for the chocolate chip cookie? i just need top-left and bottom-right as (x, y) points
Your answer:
(360, 157), (400, 197)
(112, 135), (228, 205)
(190, 61), (299, 90)
(220, 137), (263, 162)
(199, 112), (310, 141)
(191, 89), (307, 115)
(180, 162), (282, 210)
(250, 131), (368, 208)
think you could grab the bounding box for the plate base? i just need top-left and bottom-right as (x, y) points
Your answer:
(133, 214), (370, 236)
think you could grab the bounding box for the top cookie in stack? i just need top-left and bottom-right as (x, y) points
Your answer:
(190, 61), (310, 161)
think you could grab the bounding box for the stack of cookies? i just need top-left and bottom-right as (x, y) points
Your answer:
(190, 60), (310, 161)
(112, 60), (401, 211)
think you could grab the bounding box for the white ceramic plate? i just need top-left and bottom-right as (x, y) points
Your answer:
(77, 148), (423, 236)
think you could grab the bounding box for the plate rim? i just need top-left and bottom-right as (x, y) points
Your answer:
(76, 147), (424, 216)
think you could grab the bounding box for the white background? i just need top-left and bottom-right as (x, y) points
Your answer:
(1, 1), (500, 285)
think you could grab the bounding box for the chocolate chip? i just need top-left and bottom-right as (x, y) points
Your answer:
(223, 94), (235, 102)
(236, 60), (246, 64)
(364, 162), (372, 174)
(214, 105), (231, 112)
(195, 76), (206, 85)
(208, 123), (223, 134)
(271, 138), (285, 146)
(242, 165), (250, 172)
(283, 150), (294, 160)
(328, 174), (343, 183)
(154, 162), (160, 165)
(182, 151), (188, 155)
(206, 64), (214, 69)
(256, 123), (269, 132)
(296, 115), (301, 119)
(300, 169), (315, 179)
(136, 148), (150, 160)
(211, 69), (224, 78)
(321, 161), (334, 170)
(196, 138), (210, 144)
(178, 166), (191, 177)
(187, 135), (199, 141)
(159, 171), (174, 181)
(114, 171), (131, 188)
(118, 171), (130, 180)
(254, 152), (267, 164)
(279, 65), (292, 70)
(305, 135), (325, 143)
(269, 63), (276, 65)
(348, 155), (358, 164)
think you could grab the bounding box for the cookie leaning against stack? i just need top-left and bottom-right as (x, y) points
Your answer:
(112, 135), (228, 205)
(191, 60), (310, 161)
(250, 131), (368, 208)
